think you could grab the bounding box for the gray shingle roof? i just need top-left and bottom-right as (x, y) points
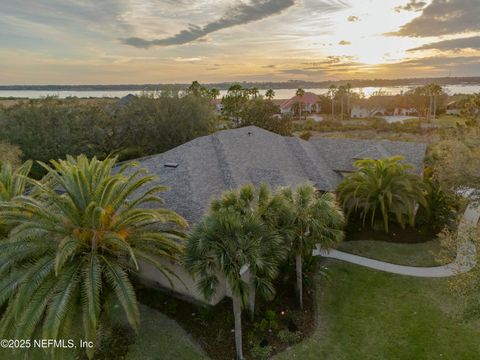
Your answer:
(130, 126), (427, 224)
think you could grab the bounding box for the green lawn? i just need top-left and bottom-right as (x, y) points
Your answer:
(274, 260), (480, 360)
(126, 305), (207, 360)
(431, 115), (467, 127)
(336, 239), (453, 267)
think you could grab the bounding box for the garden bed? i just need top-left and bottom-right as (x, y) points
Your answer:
(345, 223), (438, 244)
(134, 277), (316, 360)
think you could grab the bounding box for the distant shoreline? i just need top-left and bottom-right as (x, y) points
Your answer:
(1, 77), (479, 92)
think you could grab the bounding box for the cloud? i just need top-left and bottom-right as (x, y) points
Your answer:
(347, 15), (360, 22)
(173, 56), (206, 62)
(303, 56), (356, 66)
(338, 40), (351, 45)
(281, 56), (365, 77)
(0, 0), (132, 34)
(122, 0), (298, 48)
(388, 0), (480, 37)
(394, 0), (426, 12)
(408, 36), (480, 51)
(377, 55), (480, 76)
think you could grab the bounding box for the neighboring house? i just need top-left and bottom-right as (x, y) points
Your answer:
(116, 93), (137, 108)
(394, 107), (418, 116)
(351, 105), (387, 118)
(350, 98), (387, 118)
(106, 93), (137, 114)
(446, 101), (461, 115)
(211, 99), (224, 114)
(280, 92), (321, 115)
(129, 126), (427, 304)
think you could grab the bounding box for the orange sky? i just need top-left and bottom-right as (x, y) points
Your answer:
(0, 0), (479, 84)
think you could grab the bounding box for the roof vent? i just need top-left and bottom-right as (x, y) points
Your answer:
(247, 131), (252, 136)
(164, 162), (179, 168)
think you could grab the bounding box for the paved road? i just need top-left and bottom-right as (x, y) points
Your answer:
(314, 203), (479, 278)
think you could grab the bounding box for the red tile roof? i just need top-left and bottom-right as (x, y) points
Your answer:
(280, 92), (320, 109)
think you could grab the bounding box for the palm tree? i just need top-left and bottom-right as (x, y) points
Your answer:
(460, 93), (480, 122)
(0, 160), (32, 202)
(337, 85), (347, 121)
(0, 155), (186, 358)
(209, 88), (220, 100)
(280, 184), (344, 309)
(345, 83), (352, 119)
(265, 89), (275, 100)
(327, 85), (337, 120)
(187, 80), (202, 96)
(249, 87), (260, 99)
(429, 83), (443, 120)
(209, 184), (287, 320)
(337, 156), (426, 233)
(186, 208), (273, 360)
(296, 88), (305, 120)
(0, 160), (32, 236)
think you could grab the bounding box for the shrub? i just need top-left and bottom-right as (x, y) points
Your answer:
(254, 310), (279, 331)
(241, 98), (292, 135)
(303, 118), (316, 130)
(277, 329), (301, 344)
(0, 142), (22, 168)
(299, 131), (312, 140)
(338, 156), (426, 232)
(249, 343), (273, 359)
(416, 173), (460, 232)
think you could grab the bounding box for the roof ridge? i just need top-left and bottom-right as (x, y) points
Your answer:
(210, 133), (236, 189)
(374, 143), (391, 158)
(285, 138), (334, 190)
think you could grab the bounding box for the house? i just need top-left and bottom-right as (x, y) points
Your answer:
(394, 107), (418, 116)
(350, 98), (387, 118)
(116, 93), (137, 107)
(129, 126), (427, 304)
(351, 105), (387, 118)
(106, 93), (137, 114)
(280, 92), (321, 115)
(446, 101), (461, 115)
(211, 98), (223, 114)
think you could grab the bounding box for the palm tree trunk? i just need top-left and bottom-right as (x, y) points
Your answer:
(428, 95), (433, 121)
(331, 99), (334, 120)
(248, 279), (256, 321)
(233, 295), (244, 360)
(341, 97), (344, 121)
(433, 95), (437, 120)
(347, 95), (350, 120)
(295, 254), (303, 310)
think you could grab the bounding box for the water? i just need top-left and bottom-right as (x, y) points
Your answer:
(0, 84), (479, 99)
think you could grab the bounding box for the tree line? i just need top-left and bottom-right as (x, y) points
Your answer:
(0, 93), (214, 177)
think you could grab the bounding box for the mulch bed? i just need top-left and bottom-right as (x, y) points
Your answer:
(135, 278), (316, 360)
(345, 221), (438, 244)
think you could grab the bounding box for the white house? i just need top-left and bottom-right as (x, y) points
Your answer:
(446, 101), (461, 115)
(394, 107), (418, 116)
(351, 105), (387, 118)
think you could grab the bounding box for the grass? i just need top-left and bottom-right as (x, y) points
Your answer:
(135, 275), (316, 360)
(126, 305), (207, 360)
(337, 239), (453, 267)
(432, 115), (467, 127)
(274, 260), (480, 360)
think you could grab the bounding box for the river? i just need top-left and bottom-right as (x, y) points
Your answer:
(0, 84), (479, 99)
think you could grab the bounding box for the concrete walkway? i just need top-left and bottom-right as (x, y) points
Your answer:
(314, 203), (480, 278)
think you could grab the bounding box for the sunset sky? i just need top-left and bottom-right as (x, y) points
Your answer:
(1, 0), (479, 84)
